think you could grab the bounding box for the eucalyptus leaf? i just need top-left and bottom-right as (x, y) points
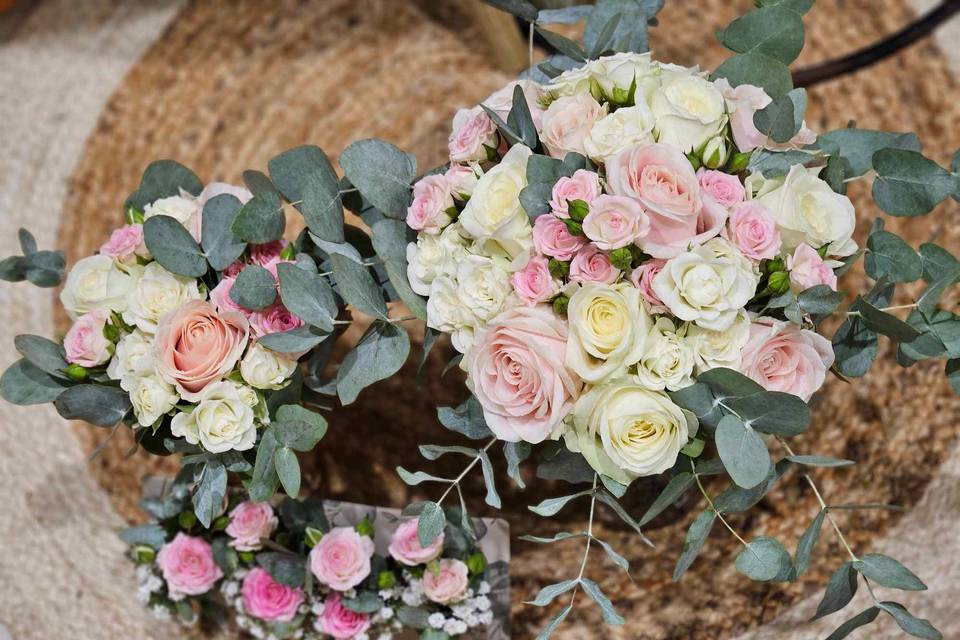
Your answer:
(231, 191), (285, 243)
(437, 396), (494, 440)
(396, 467), (450, 486)
(503, 441), (531, 489)
(230, 264), (277, 310)
(371, 218), (427, 320)
(814, 562), (859, 620)
(192, 459), (227, 528)
(724, 391), (810, 436)
(536, 604), (572, 640)
(276, 263), (336, 331)
(640, 472), (694, 526)
(125, 160), (202, 212)
(529, 490), (593, 517)
(865, 229), (922, 283)
(242, 169), (278, 196)
(484, 0), (538, 21)
(787, 455), (855, 467)
(300, 162), (344, 243)
(268, 145), (329, 202)
(53, 384), (130, 426)
(583, 0), (664, 55)
(23, 251), (65, 287)
(478, 449), (501, 509)
(329, 253), (388, 319)
(852, 554), (927, 591)
(535, 26), (587, 62)
(794, 509), (826, 577)
(537, 5), (592, 24)
(257, 552), (306, 588)
(119, 523), (168, 549)
(335, 320), (410, 405)
(715, 414), (771, 489)
(14, 334), (67, 377)
(872, 148), (957, 217)
(672, 509), (716, 580)
(753, 88), (805, 143)
(200, 194), (246, 270)
(417, 501), (445, 547)
(143, 215), (208, 277)
(817, 128), (921, 178)
(274, 446), (301, 497)
(581, 578), (625, 625)
(526, 578), (579, 607)
(258, 325), (329, 353)
(717, 4), (805, 65)
(339, 139), (416, 219)
(876, 601), (942, 640)
(735, 536), (791, 582)
(825, 607), (880, 640)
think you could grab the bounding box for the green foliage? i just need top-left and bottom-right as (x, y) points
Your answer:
(335, 320), (410, 405)
(232, 191), (285, 243)
(852, 554), (927, 591)
(143, 215), (208, 277)
(437, 396), (494, 440)
(0, 228), (65, 288)
(673, 509), (716, 580)
(872, 148), (958, 217)
(274, 447), (301, 497)
(715, 414), (771, 489)
(753, 88), (806, 143)
(581, 578), (625, 625)
(865, 229), (922, 283)
(877, 602), (942, 640)
(200, 194), (246, 271)
(14, 334), (67, 377)
(417, 501), (446, 547)
(340, 139), (416, 219)
(520, 152), (588, 219)
(814, 562), (859, 620)
(794, 509), (825, 577)
(832, 282), (893, 377)
(371, 218), (428, 320)
(53, 384), (131, 426)
(583, 0), (664, 55)
(125, 159), (203, 213)
(257, 551), (307, 588)
(526, 578), (578, 607)
(817, 128), (922, 178)
(276, 263), (336, 331)
(640, 472), (694, 526)
(258, 326), (330, 353)
(507, 84), (539, 149)
(328, 253), (388, 320)
(192, 459), (227, 528)
(529, 490), (594, 517)
(478, 449), (501, 508)
(230, 264), (277, 310)
(503, 441), (531, 488)
(735, 536), (791, 581)
(826, 607), (880, 640)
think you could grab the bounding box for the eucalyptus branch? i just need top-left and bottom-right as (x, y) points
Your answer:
(567, 474), (599, 608)
(437, 437), (497, 507)
(691, 460), (750, 547)
(845, 302), (917, 317)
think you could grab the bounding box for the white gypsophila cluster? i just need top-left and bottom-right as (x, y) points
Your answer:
(135, 563), (165, 605)
(399, 573), (426, 607)
(418, 582), (494, 636)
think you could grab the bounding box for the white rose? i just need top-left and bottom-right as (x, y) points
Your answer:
(687, 309), (751, 374)
(652, 238), (758, 331)
(407, 224), (468, 296)
(427, 276), (479, 354)
(143, 194), (201, 241)
(128, 374), (179, 427)
(108, 330), (156, 387)
(751, 165), (857, 256)
(583, 104), (656, 162)
(589, 52), (660, 104)
(567, 381), (696, 483)
(545, 63), (595, 99)
(651, 69), (727, 153)
(60, 255), (142, 320)
(170, 381), (256, 453)
(459, 144), (533, 259)
(122, 262), (203, 333)
(566, 283), (652, 382)
(456, 255), (511, 323)
(540, 93), (607, 159)
(240, 342), (297, 390)
(633, 317), (695, 391)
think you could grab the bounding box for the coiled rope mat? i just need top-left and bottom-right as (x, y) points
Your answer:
(1, 0), (958, 638)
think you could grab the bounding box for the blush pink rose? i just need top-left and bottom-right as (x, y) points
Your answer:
(63, 310), (112, 367)
(155, 300), (250, 401)
(511, 255), (560, 306)
(249, 303), (304, 339)
(540, 93), (606, 159)
(739, 318), (834, 401)
(388, 518), (445, 567)
(482, 80), (545, 130)
(697, 169), (746, 207)
(715, 79), (817, 152)
(445, 163), (479, 199)
(309, 527), (375, 591)
(549, 170), (601, 218)
(226, 501), (277, 551)
(788, 243), (838, 291)
(606, 143), (707, 258)
(156, 532), (223, 598)
(422, 559), (470, 605)
(320, 594), (371, 640)
(569, 245), (619, 285)
(582, 195), (650, 250)
(722, 201), (781, 262)
(533, 215), (587, 261)
(249, 240), (288, 269)
(630, 259), (668, 313)
(465, 305), (580, 443)
(242, 567), (304, 623)
(209, 276), (247, 314)
(99, 224), (146, 261)
(407, 174), (454, 234)
(198, 181), (253, 207)
(448, 106), (498, 163)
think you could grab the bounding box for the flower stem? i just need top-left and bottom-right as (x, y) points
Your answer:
(568, 474), (599, 608)
(437, 438), (497, 507)
(691, 460), (749, 547)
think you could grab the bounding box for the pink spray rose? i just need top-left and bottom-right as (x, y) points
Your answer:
(722, 201), (781, 262)
(630, 259), (668, 313)
(448, 106), (498, 163)
(198, 182), (253, 208)
(320, 594), (371, 640)
(739, 318), (834, 401)
(388, 518), (445, 567)
(788, 243), (838, 291)
(465, 304), (581, 443)
(697, 169), (746, 207)
(445, 163), (479, 199)
(716, 79), (817, 152)
(209, 276), (247, 314)
(581, 195), (650, 250)
(223, 261), (245, 278)
(407, 174), (454, 234)
(249, 302), (304, 339)
(63, 310), (112, 367)
(606, 143), (707, 258)
(482, 80), (545, 130)
(242, 567), (304, 623)
(569, 245), (619, 285)
(309, 527), (375, 591)
(249, 240), (288, 270)
(422, 559), (470, 605)
(99, 224), (146, 261)
(549, 170), (601, 218)
(532, 215), (587, 261)
(155, 300), (250, 401)
(156, 532), (223, 598)
(511, 255), (560, 306)
(540, 93), (607, 159)
(226, 501), (278, 551)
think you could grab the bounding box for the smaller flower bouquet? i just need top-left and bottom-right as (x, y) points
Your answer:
(124, 478), (508, 640)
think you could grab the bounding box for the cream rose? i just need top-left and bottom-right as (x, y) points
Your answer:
(540, 93), (607, 159)
(568, 381), (696, 483)
(170, 380), (257, 453)
(566, 283), (651, 382)
(633, 317), (695, 391)
(128, 374), (179, 427)
(123, 262), (204, 333)
(144, 194), (202, 241)
(456, 255), (512, 323)
(59, 255), (141, 320)
(750, 165), (857, 256)
(545, 63), (595, 99)
(406, 225), (468, 296)
(426, 276), (479, 354)
(107, 330), (156, 386)
(240, 342), (298, 390)
(651, 69), (727, 153)
(589, 52), (660, 104)
(687, 309), (751, 373)
(652, 238), (759, 331)
(583, 104), (656, 162)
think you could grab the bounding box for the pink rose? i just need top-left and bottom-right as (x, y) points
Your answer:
(465, 305), (580, 443)
(63, 310), (112, 367)
(407, 174), (454, 234)
(788, 243), (838, 291)
(697, 169), (746, 207)
(388, 518), (445, 567)
(582, 195), (650, 250)
(448, 106), (498, 163)
(739, 318), (834, 401)
(722, 201), (781, 262)
(511, 255), (560, 306)
(249, 240), (288, 269)
(445, 164), (479, 199)
(242, 567), (304, 623)
(549, 170), (601, 218)
(569, 245), (619, 284)
(223, 261), (245, 278)
(309, 527), (374, 591)
(540, 93), (606, 159)
(209, 276), (247, 314)
(716, 79), (817, 152)
(319, 594), (371, 640)
(99, 224), (146, 262)
(606, 143), (708, 258)
(533, 215), (587, 261)
(226, 501), (277, 551)
(482, 80), (545, 130)
(630, 259), (668, 313)
(156, 532), (223, 598)
(155, 300), (249, 401)
(249, 302), (304, 339)
(198, 182), (253, 207)
(422, 559), (470, 605)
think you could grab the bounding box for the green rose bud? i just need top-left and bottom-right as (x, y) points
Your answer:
(213, 515), (230, 531)
(562, 218), (584, 236)
(701, 136), (730, 170)
(467, 551), (487, 575)
(126, 207), (145, 225)
(305, 526), (324, 548)
(377, 570), (397, 590)
(178, 510), (197, 530)
(547, 258), (569, 279)
(764, 257), (785, 274)
(768, 270), (791, 294)
(685, 152), (702, 172)
(279, 243), (297, 261)
(102, 322), (121, 343)
(727, 151), (752, 174)
(552, 294), (570, 317)
(239, 551), (256, 563)
(355, 517), (375, 538)
(133, 544), (156, 564)
(426, 559), (442, 577)
(567, 199), (590, 222)
(63, 363), (88, 382)
(609, 247), (634, 271)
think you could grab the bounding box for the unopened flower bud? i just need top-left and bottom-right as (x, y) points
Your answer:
(701, 136), (730, 170)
